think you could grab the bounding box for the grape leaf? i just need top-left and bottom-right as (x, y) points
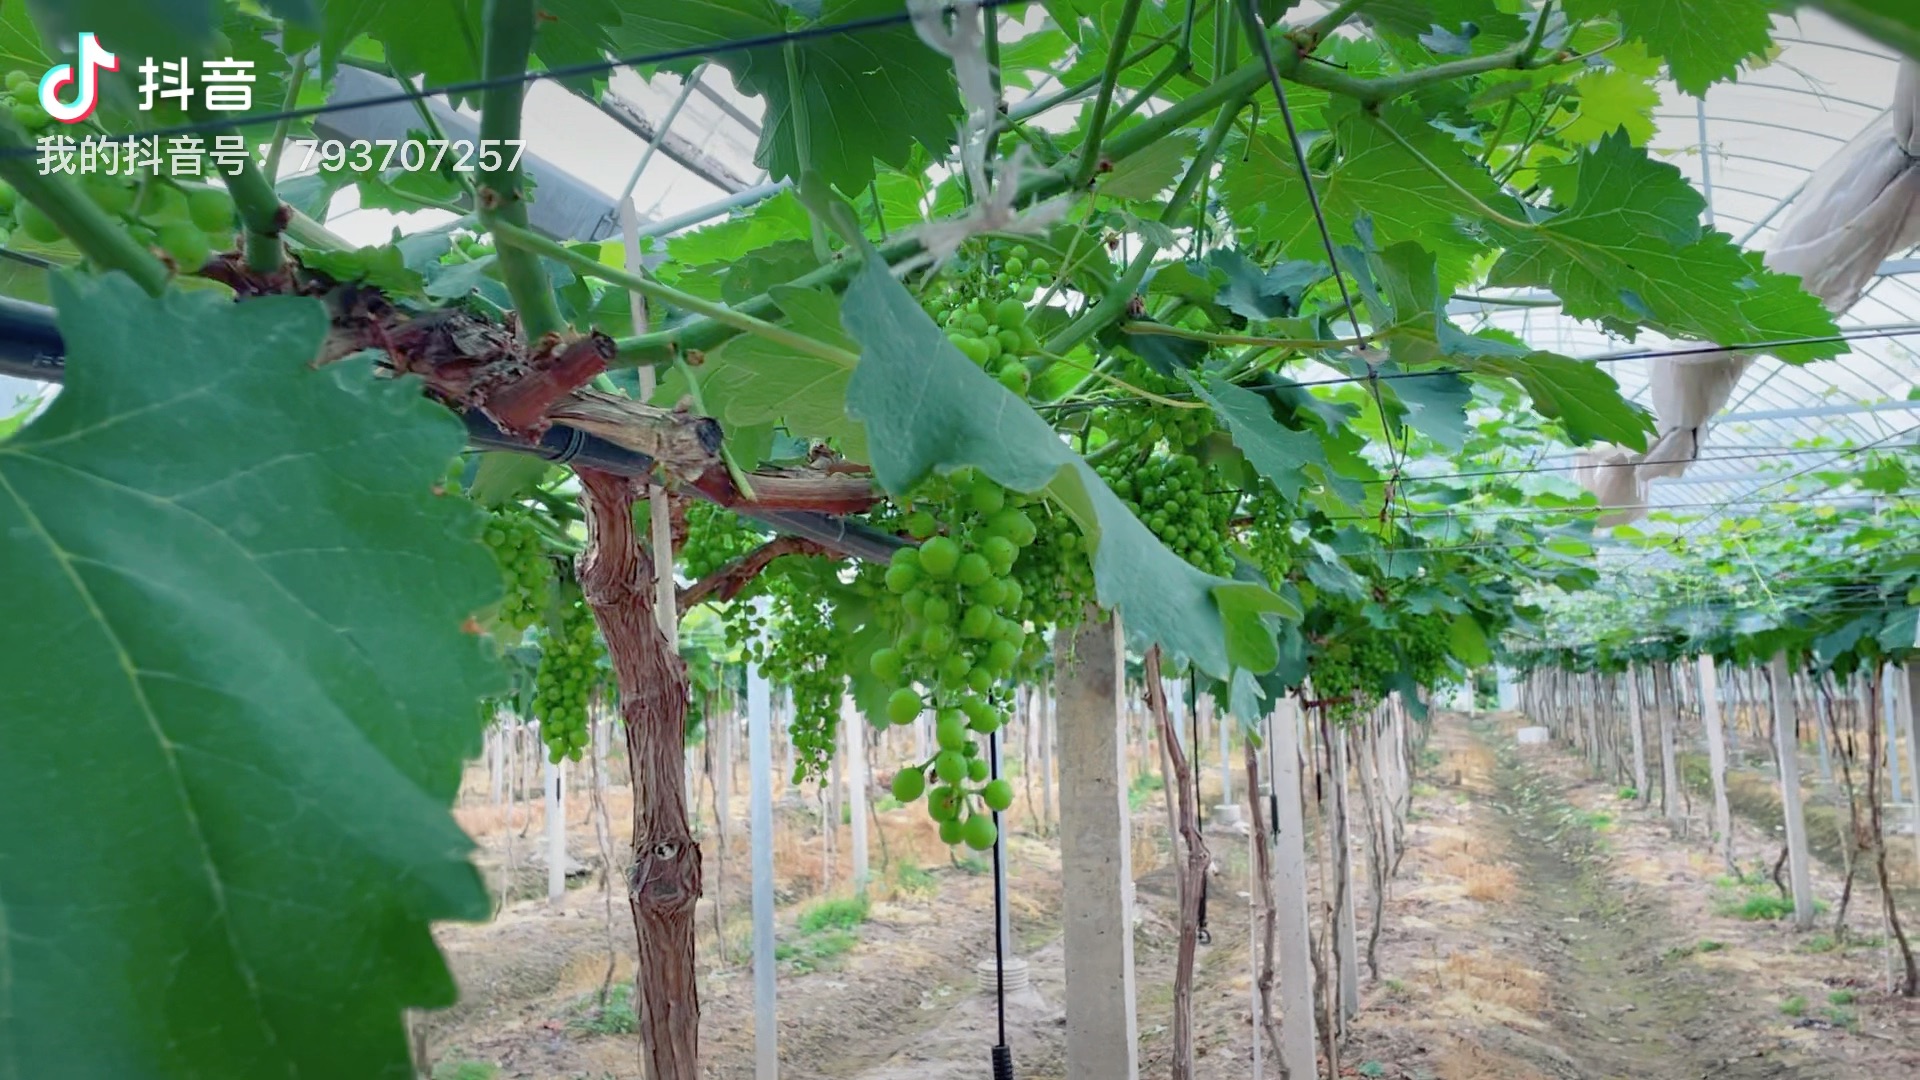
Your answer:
(1097, 135), (1193, 201)
(653, 285), (868, 462)
(838, 252), (1297, 679)
(1209, 249), (1328, 321)
(1565, 0), (1773, 95)
(1486, 132), (1841, 360)
(1811, 1), (1920, 60)
(28, 0), (215, 61)
(1361, 0), (1530, 49)
(306, 0), (619, 91)
(1186, 371), (1330, 503)
(1223, 102), (1515, 289)
(610, 0), (962, 193)
(1371, 240), (1654, 449)
(0, 274), (501, 1077)
(1557, 67), (1660, 146)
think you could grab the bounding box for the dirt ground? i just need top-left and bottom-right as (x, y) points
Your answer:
(418, 712), (1920, 1079)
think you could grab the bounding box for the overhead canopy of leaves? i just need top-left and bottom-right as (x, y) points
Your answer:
(0, 274), (501, 1077)
(839, 251), (1298, 680)
(609, 0), (964, 192)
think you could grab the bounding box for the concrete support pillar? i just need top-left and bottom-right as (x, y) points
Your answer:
(844, 696), (870, 895)
(1698, 656), (1734, 871)
(1626, 666), (1649, 808)
(1267, 698), (1318, 1079)
(1055, 611), (1139, 1080)
(1769, 653), (1817, 929)
(1654, 663), (1682, 828)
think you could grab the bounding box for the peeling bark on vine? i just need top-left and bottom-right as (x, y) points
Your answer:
(576, 468), (702, 1080)
(1244, 740), (1289, 1078)
(1145, 648), (1208, 1080)
(1863, 670), (1919, 996)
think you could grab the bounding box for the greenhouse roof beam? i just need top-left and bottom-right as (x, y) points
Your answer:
(594, 90), (754, 194)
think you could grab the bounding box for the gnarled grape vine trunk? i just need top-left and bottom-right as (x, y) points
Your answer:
(577, 468), (702, 1079)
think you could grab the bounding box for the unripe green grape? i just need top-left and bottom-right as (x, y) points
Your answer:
(929, 784), (962, 821)
(870, 646), (903, 682)
(955, 552), (991, 586)
(939, 818), (966, 845)
(16, 201), (59, 243)
(892, 767), (926, 802)
(962, 813), (998, 851)
(922, 595), (953, 626)
(887, 687), (923, 724)
(967, 757), (989, 783)
(919, 536), (960, 578)
(936, 712), (968, 751)
(935, 750), (968, 784)
(982, 779), (1014, 812)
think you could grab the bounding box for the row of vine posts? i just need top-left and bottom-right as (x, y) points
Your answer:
(461, 612), (1445, 1080)
(1519, 657), (1920, 997)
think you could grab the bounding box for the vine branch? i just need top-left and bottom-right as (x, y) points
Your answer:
(478, 0), (566, 343)
(678, 535), (831, 610)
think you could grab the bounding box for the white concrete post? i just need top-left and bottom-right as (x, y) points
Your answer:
(844, 696), (870, 895)
(1896, 664), (1920, 868)
(1055, 611), (1140, 1080)
(1769, 653), (1817, 928)
(545, 751), (565, 906)
(1626, 666), (1649, 807)
(1268, 697), (1318, 1079)
(1654, 663), (1682, 827)
(747, 605), (779, 1080)
(1698, 656), (1734, 870)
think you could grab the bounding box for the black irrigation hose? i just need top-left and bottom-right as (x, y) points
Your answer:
(0, 297), (907, 564)
(987, 728), (1015, 1080)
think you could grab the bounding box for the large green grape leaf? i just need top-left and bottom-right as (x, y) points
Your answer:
(1372, 240), (1655, 449)
(838, 253), (1296, 679)
(0, 274), (501, 1077)
(305, 0), (619, 90)
(1185, 371), (1331, 503)
(1811, 1), (1920, 59)
(1486, 132), (1840, 360)
(1223, 102), (1514, 290)
(610, 0), (962, 193)
(1565, 0), (1774, 95)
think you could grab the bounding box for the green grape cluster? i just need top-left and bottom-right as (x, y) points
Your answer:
(872, 469), (1039, 849)
(1309, 632), (1397, 721)
(482, 504), (551, 632)
(680, 500), (766, 581)
(0, 72), (237, 267)
(533, 601), (603, 763)
(1104, 357), (1215, 451)
(1399, 613), (1454, 689)
(929, 245), (1052, 398)
(1097, 453), (1237, 577)
(1007, 501), (1095, 631)
(736, 575), (848, 783)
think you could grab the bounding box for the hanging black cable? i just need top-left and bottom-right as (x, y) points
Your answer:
(987, 725), (1015, 1080)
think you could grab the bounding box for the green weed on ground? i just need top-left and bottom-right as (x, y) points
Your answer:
(567, 983), (636, 1036)
(797, 894), (870, 934)
(432, 1062), (499, 1080)
(1780, 995), (1807, 1018)
(776, 929), (858, 973)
